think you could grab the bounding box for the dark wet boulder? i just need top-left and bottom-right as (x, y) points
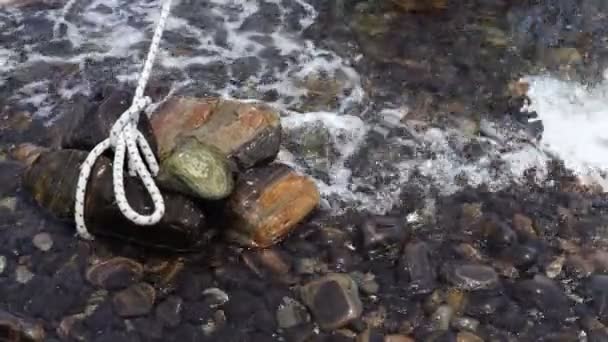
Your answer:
(58, 85), (159, 157)
(12, 144), (211, 251)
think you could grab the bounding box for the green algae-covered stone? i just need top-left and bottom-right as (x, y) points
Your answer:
(155, 137), (234, 201)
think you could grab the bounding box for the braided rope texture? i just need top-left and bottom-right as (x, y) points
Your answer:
(73, 0), (174, 240)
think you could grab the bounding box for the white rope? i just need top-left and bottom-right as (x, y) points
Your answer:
(73, 0), (174, 240)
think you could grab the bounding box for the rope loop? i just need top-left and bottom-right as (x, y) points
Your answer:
(71, 0), (174, 240)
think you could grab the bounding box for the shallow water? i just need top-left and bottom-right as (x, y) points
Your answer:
(3, 0), (608, 341)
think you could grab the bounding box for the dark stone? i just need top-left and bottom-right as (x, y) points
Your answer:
(490, 302), (527, 332)
(112, 283), (156, 318)
(156, 296), (183, 328)
(507, 243), (539, 270)
(86, 257), (144, 291)
(485, 219), (517, 252)
(223, 290), (262, 320)
(0, 308), (45, 342)
(584, 275), (608, 321)
(300, 274), (363, 330)
(465, 291), (508, 317)
(133, 317), (164, 340)
(182, 301), (213, 324)
(92, 330), (142, 342)
(315, 281), (350, 324)
(360, 215), (408, 253)
(514, 275), (572, 322)
(0, 161), (23, 197)
(60, 85), (159, 155)
(398, 242), (437, 295)
(175, 272), (213, 301)
(84, 301), (123, 331)
(282, 323), (316, 342)
(172, 324), (204, 342)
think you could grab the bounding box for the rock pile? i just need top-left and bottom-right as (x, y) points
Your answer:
(10, 86), (321, 251)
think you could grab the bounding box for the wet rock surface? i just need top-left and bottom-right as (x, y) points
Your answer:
(2, 0), (608, 341)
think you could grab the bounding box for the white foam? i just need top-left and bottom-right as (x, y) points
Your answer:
(523, 73), (608, 188)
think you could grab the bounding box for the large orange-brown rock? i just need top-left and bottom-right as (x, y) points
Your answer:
(150, 97), (282, 170)
(225, 163), (320, 248)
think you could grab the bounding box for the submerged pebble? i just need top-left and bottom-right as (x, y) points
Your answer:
(299, 273), (363, 330)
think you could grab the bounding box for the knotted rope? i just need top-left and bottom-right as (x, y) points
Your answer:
(71, 0), (174, 240)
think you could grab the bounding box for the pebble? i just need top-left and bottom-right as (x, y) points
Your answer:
(485, 219), (517, 252)
(514, 275), (571, 322)
(360, 215), (408, 252)
(350, 271), (380, 295)
(564, 254), (594, 278)
(399, 241), (437, 294)
(465, 291), (507, 317)
(384, 335), (415, 342)
(300, 273), (363, 330)
(201, 310), (226, 336)
(202, 287), (230, 308)
(451, 317), (480, 332)
(512, 213), (536, 238)
(456, 331), (484, 342)
(155, 296), (183, 328)
(585, 275), (608, 321)
(15, 265), (34, 284)
(444, 263), (499, 291)
(132, 317), (164, 340)
(0, 309), (45, 342)
(0, 197), (16, 212)
(454, 243), (485, 262)
(0, 255), (6, 275)
(508, 244), (538, 270)
(356, 328), (384, 342)
(112, 283), (156, 318)
(32, 232), (53, 252)
(545, 255), (565, 278)
(431, 305), (454, 331)
(362, 306), (387, 329)
(86, 257), (144, 291)
(276, 297), (310, 329)
(446, 289), (467, 314)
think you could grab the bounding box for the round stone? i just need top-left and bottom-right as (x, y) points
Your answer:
(445, 264), (499, 290)
(0, 255), (6, 275)
(32, 232), (53, 252)
(16, 265), (34, 284)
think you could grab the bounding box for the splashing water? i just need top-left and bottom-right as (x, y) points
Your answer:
(2, 0), (594, 216)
